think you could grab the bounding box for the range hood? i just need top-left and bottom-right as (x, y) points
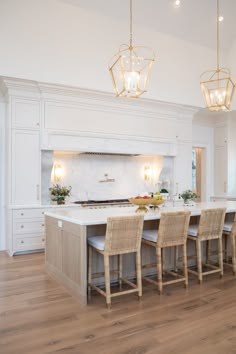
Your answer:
(79, 152), (140, 157)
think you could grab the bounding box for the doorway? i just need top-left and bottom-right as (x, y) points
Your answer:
(192, 147), (206, 202)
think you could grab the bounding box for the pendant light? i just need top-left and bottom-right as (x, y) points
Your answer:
(200, 0), (235, 112)
(108, 0), (155, 98)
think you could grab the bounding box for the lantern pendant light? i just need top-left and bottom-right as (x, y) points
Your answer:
(200, 0), (235, 112)
(108, 0), (155, 98)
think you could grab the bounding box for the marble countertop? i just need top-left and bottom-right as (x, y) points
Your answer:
(45, 201), (236, 226)
(9, 204), (81, 210)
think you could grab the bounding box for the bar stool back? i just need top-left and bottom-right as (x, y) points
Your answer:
(188, 208), (226, 283)
(88, 215), (144, 308)
(142, 211), (191, 294)
(223, 214), (236, 275)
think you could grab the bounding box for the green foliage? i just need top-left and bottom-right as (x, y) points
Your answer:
(49, 184), (72, 204)
(160, 188), (169, 193)
(180, 189), (197, 201)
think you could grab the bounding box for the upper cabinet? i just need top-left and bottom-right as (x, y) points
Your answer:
(214, 125), (227, 147)
(11, 129), (40, 205)
(11, 98), (40, 129)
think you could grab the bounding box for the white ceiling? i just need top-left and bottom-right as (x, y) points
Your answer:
(61, 0), (236, 51)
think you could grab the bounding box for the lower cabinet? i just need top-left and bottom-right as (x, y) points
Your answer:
(11, 208), (46, 254)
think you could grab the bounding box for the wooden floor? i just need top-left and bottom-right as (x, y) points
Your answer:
(1, 252), (236, 354)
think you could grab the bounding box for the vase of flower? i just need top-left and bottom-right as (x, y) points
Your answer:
(49, 184), (72, 205)
(180, 190), (197, 205)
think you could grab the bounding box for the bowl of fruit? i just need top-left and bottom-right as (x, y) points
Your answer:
(129, 196), (155, 213)
(150, 194), (165, 210)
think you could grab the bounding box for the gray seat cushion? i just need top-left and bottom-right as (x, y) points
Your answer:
(188, 225), (198, 237)
(88, 236), (105, 251)
(223, 222), (233, 232)
(142, 229), (158, 243)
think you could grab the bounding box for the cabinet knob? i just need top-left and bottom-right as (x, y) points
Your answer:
(42, 238), (45, 242)
(42, 212), (44, 215)
(21, 240), (24, 244)
(36, 122), (40, 126)
(21, 213), (24, 216)
(42, 224), (44, 227)
(21, 225), (24, 228)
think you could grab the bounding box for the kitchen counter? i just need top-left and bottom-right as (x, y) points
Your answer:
(45, 201), (236, 306)
(45, 201), (236, 225)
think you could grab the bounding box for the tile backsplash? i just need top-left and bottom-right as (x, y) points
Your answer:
(41, 151), (174, 204)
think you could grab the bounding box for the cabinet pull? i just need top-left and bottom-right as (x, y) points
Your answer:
(21, 240), (24, 244)
(21, 225), (24, 228)
(36, 184), (40, 201)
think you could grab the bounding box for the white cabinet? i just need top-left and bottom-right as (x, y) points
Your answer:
(11, 208), (46, 254)
(11, 98), (40, 129)
(214, 123), (228, 196)
(11, 130), (40, 205)
(214, 145), (228, 195)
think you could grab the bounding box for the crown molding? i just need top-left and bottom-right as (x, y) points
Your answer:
(0, 76), (199, 120)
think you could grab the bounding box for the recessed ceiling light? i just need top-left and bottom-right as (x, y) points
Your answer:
(173, 0), (181, 9)
(218, 16), (224, 22)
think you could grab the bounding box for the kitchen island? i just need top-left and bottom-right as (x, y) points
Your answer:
(45, 201), (236, 306)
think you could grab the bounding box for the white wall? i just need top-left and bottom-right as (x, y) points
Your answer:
(192, 123), (214, 201)
(0, 101), (5, 250)
(0, 0), (224, 108)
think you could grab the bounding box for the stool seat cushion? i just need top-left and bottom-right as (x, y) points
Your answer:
(188, 225), (198, 237)
(223, 221), (233, 232)
(88, 236), (105, 251)
(142, 229), (158, 243)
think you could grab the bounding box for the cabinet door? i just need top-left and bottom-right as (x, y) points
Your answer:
(12, 98), (40, 129)
(12, 130), (40, 205)
(214, 145), (227, 195)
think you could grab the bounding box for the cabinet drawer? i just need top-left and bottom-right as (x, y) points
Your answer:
(14, 220), (45, 234)
(13, 235), (45, 252)
(13, 209), (45, 219)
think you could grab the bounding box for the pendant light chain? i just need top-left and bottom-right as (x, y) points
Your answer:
(130, 0), (133, 49)
(217, 0), (220, 71)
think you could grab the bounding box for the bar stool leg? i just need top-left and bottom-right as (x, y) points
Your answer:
(218, 237), (224, 278)
(136, 251), (142, 299)
(196, 240), (203, 284)
(182, 244), (188, 288)
(224, 234), (229, 262)
(157, 247), (163, 294)
(174, 246), (178, 272)
(104, 254), (111, 309)
(231, 235), (236, 276)
(118, 254), (122, 289)
(206, 240), (211, 264)
(88, 246), (92, 296)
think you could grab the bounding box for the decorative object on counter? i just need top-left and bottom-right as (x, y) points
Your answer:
(200, 0), (235, 112)
(49, 184), (72, 205)
(108, 0), (155, 98)
(129, 195), (164, 213)
(180, 190), (197, 205)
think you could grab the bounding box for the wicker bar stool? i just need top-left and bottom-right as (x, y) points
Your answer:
(142, 211), (191, 294)
(87, 215), (144, 308)
(222, 214), (236, 275)
(187, 208), (226, 283)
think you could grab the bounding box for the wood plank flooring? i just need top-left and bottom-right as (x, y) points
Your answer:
(0, 251), (236, 354)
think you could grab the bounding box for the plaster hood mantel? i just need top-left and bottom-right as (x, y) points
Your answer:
(0, 76), (199, 156)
